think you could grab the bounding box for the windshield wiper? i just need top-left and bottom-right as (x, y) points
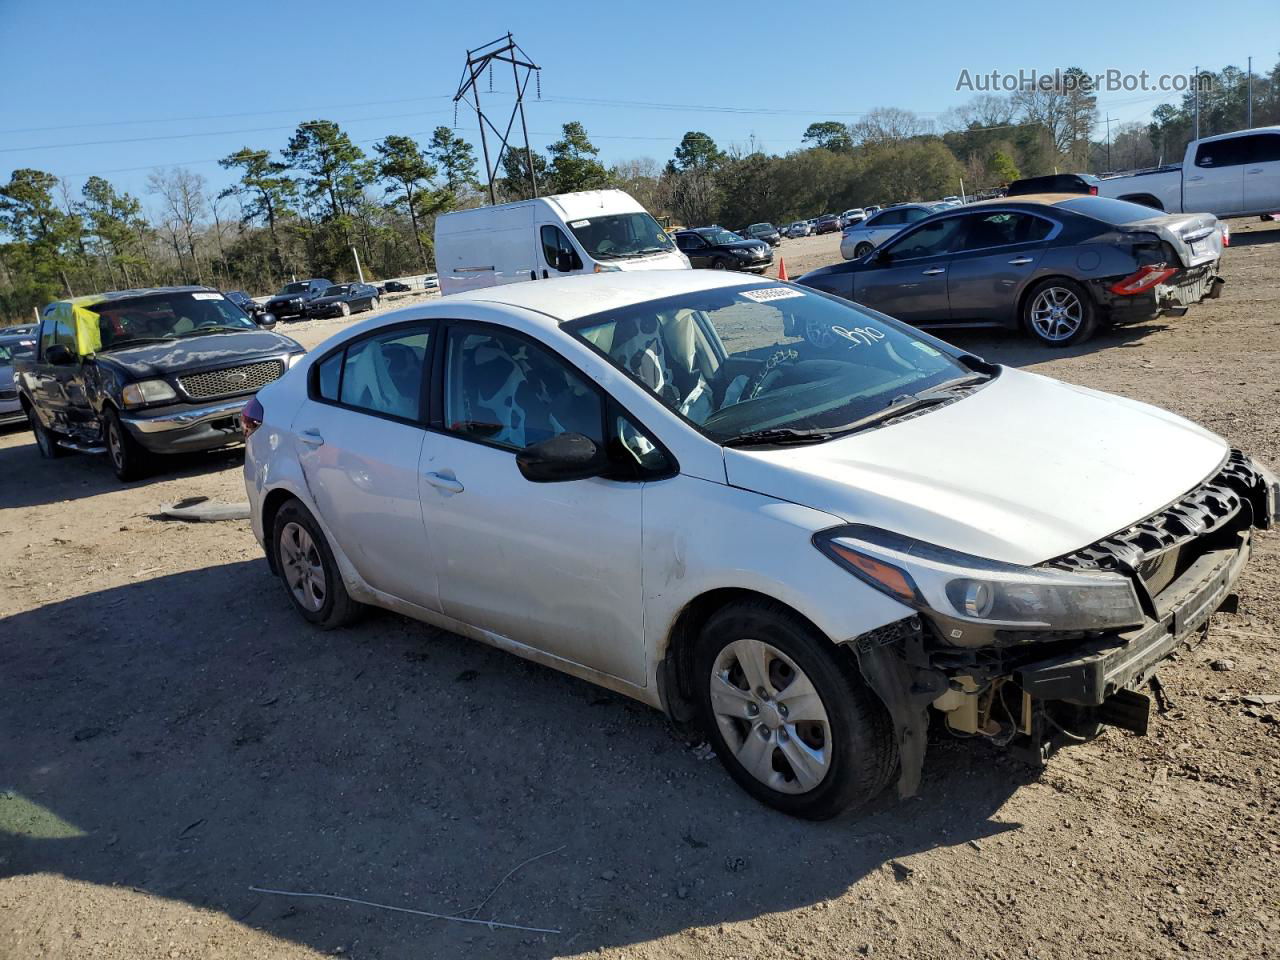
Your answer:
(722, 427), (835, 447)
(830, 375), (989, 435)
(103, 336), (175, 349)
(178, 325), (251, 336)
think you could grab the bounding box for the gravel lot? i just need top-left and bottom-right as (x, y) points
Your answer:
(2, 222), (1279, 960)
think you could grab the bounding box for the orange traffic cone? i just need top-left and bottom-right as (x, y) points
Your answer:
(777, 258), (788, 281)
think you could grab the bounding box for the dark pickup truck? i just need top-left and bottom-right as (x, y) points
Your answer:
(15, 286), (303, 480)
(264, 278), (334, 321)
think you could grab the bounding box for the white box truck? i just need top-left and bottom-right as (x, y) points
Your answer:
(434, 189), (689, 295)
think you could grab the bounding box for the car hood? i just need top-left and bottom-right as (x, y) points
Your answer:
(308, 295), (348, 306)
(267, 292), (308, 304)
(722, 368), (1227, 566)
(610, 251), (690, 272)
(94, 330), (301, 379)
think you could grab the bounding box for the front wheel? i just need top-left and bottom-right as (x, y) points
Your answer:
(103, 407), (150, 481)
(1022, 278), (1096, 347)
(339, 302), (351, 318)
(369, 296), (379, 311)
(27, 405), (66, 459)
(272, 499), (363, 629)
(694, 599), (896, 819)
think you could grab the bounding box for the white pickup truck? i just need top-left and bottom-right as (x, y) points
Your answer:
(1097, 126), (1280, 218)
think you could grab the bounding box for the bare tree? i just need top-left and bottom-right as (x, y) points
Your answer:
(849, 107), (935, 146)
(147, 167), (208, 284)
(941, 94), (1018, 132)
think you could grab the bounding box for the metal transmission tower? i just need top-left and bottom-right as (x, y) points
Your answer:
(453, 33), (542, 205)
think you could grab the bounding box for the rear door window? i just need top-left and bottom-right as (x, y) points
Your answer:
(312, 324), (432, 421)
(1195, 138), (1249, 168)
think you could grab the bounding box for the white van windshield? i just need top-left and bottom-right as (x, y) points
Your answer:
(569, 283), (988, 444)
(566, 212), (673, 261)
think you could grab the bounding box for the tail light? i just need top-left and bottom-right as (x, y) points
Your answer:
(242, 396), (264, 442)
(1110, 264), (1177, 295)
(1222, 224), (1231, 247)
(1088, 185), (1098, 195)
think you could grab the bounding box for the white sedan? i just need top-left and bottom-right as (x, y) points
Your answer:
(242, 271), (1277, 819)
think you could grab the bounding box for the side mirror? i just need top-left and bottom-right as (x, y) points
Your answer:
(869, 247), (890, 264)
(554, 250), (575, 273)
(516, 432), (608, 483)
(45, 344), (75, 366)
(257, 312), (277, 328)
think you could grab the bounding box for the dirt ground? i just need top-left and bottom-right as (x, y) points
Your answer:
(2, 223), (1279, 960)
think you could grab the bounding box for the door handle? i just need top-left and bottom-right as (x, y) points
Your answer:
(297, 428), (324, 446)
(1247, 167), (1263, 174)
(922, 267), (946, 275)
(1008, 256), (1034, 265)
(424, 471), (465, 494)
(1187, 175), (1204, 181)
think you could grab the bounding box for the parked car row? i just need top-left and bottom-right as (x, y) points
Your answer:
(673, 226), (773, 272)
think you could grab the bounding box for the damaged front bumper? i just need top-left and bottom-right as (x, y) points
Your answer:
(849, 449), (1274, 798)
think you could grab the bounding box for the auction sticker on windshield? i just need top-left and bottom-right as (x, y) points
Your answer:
(570, 219), (591, 227)
(191, 293), (224, 300)
(740, 287), (805, 303)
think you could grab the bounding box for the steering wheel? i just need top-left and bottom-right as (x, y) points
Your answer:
(742, 348), (800, 401)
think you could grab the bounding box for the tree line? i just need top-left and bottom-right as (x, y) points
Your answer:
(2, 57), (1276, 322)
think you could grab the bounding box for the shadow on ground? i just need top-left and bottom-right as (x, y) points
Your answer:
(0, 563), (1030, 958)
(0, 432), (244, 511)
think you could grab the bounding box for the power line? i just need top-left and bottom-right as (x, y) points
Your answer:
(0, 95), (457, 135)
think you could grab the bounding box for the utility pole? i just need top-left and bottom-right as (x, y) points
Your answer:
(1247, 55), (1253, 128)
(1193, 65), (1200, 140)
(1103, 114), (1115, 171)
(454, 33), (542, 205)
(351, 246), (364, 284)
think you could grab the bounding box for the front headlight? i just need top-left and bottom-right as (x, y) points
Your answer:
(815, 525), (1144, 641)
(121, 379), (177, 408)
(731, 248), (752, 258)
(593, 263), (621, 273)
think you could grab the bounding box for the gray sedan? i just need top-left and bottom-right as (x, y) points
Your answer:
(0, 334), (35, 425)
(799, 195), (1226, 347)
(840, 204), (949, 260)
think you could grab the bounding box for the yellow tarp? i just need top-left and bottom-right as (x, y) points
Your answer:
(48, 297), (104, 356)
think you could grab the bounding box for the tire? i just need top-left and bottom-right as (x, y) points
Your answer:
(712, 258), (730, 270)
(271, 499), (363, 629)
(103, 407), (150, 481)
(369, 296), (379, 311)
(27, 405), (66, 459)
(339, 302), (351, 318)
(1021, 277), (1097, 347)
(854, 242), (873, 258)
(693, 599), (896, 820)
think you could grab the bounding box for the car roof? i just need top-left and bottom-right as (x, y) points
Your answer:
(968, 192), (1082, 207)
(46, 285), (215, 310)
(438, 270), (775, 325)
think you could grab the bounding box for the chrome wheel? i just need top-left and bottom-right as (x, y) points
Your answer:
(339, 302), (351, 317)
(709, 638), (832, 795)
(369, 297), (379, 310)
(106, 418), (124, 470)
(804, 317), (836, 350)
(279, 521), (326, 613)
(1029, 286), (1084, 342)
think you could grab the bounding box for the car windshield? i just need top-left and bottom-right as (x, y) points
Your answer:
(566, 212), (673, 261)
(701, 229), (742, 246)
(569, 283), (981, 443)
(280, 282), (311, 295)
(93, 292), (257, 351)
(749, 224), (771, 232)
(322, 285), (349, 297)
(0, 339), (34, 363)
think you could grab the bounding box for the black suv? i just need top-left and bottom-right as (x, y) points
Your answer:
(14, 287), (303, 480)
(744, 222), (783, 246)
(1006, 173), (1099, 196)
(264, 278), (334, 321)
(673, 227), (773, 272)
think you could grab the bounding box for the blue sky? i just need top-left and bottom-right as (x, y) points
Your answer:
(2, 0), (1276, 209)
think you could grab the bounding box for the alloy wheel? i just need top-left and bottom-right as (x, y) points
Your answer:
(709, 638), (832, 794)
(107, 419), (124, 470)
(340, 302), (351, 317)
(279, 521), (326, 613)
(1029, 286), (1083, 342)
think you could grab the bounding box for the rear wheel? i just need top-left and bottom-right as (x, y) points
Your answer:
(272, 499), (363, 629)
(694, 599), (896, 820)
(103, 407), (150, 481)
(712, 258), (730, 270)
(854, 242), (873, 258)
(1022, 278), (1096, 347)
(27, 405), (65, 459)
